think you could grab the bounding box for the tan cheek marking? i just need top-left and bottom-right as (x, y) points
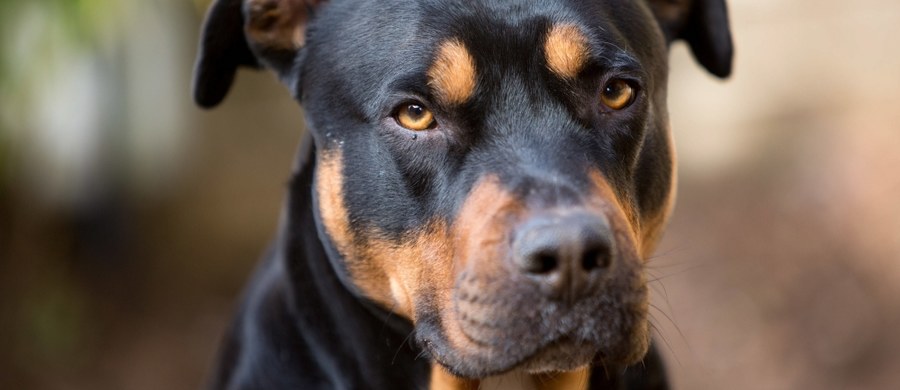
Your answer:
(544, 24), (590, 79)
(315, 153), (459, 323)
(451, 175), (520, 269)
(316, 149), (354, 258)
(637, 122), (678, 258)
(588, 170), (638, 225)
(428, 39), (477, 105)
(361, 221), (453, 321)
(586, 170), (651, 361)
(438, 175), (524, 350)
(587, 169), (642, 254)
(316, 149), (395, 314)
(318, 149), (456, 321)
(639, 205), (669, 260)
(639, 150), (677, 259)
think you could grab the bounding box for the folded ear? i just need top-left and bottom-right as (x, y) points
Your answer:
(192, 0), (326, 108)
(648, 0), (734, 78)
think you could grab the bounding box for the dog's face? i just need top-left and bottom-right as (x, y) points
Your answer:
(194, 0), (731, 379)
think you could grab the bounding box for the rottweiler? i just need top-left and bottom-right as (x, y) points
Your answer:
(192, 0), (732, 388)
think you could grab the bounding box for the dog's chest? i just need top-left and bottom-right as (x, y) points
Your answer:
(477, 370), (588, 390)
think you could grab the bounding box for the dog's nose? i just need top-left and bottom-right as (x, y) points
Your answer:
(512, 212), (614, 300)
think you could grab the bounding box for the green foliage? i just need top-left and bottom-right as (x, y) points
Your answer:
(0, 0), (125, 164)
(1, 0), (121, 99)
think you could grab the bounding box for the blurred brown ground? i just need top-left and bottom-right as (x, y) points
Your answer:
(1, 0), (898, 389)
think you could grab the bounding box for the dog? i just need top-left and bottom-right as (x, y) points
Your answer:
(192, 0), (732, 388)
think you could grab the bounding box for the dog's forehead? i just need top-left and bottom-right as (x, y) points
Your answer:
(411, 3), (653, 109)
(303, 0), (663, 119)
(416, 1), (616, 58)
(424, 23), (593, 103)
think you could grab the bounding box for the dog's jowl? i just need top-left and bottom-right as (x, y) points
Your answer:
(192, 0), (732, 389)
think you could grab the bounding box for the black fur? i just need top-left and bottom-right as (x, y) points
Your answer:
(193, 0), (732, 388)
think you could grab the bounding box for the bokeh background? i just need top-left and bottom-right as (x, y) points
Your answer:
(1, 0), (898, 389)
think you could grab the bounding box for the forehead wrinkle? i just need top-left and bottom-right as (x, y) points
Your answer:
(595, 41), (643, 71)
(427, 39), (477, 105)
(483, 76), (572, 138)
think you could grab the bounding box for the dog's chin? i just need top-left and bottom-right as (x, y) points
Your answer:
(429, 340), (594, 379)
(426, 329), (650, 379)
(516, 338), (600, 374)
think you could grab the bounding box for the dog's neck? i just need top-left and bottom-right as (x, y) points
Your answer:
(274, 133), (431, 388)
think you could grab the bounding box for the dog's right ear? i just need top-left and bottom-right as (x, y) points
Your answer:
(647, 0), (734, 78)
(193, 0), (326, 108)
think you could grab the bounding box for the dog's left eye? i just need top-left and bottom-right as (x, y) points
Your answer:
(395, 103), (436, 131)
(600, 79), (636, 110)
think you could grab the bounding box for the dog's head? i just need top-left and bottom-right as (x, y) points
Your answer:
(193, 0), (732, 379)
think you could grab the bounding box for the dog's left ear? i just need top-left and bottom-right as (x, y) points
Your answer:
(647, 0), (734, 78)
(193, 0), (326, 108)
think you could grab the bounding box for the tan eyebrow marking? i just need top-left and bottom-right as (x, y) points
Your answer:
(427, 39), (477, 105)
(544, 24), (590, 79)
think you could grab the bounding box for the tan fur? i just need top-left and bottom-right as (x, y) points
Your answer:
(637, 125), (677, 259)
(585, 169), (651, 364)
(316, 149), (393, 312)
(430, 365), (480, 390)
(245, 0), (325, 51)
(428, 39), (478, 105)
(315, 149), (354, 260)
(359, 221), (453, 321)
(586, 169), (639, 236)
(316, 149), (456, 320)
(440, 175), (524, 351)
(533, 367), (591, 390)
(544, 24), (590, 79)
(431, 364), (590, 390)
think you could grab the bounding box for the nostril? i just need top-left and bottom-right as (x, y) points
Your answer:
(535, 253), (558, 274)
(521, 251), (558, 274)
(581, 247), (610, 271)
(581, 249), (599, 271)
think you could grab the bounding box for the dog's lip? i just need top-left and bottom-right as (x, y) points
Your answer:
(422, 325), (531, 377)
(427, 325), (599, 377)
(424, 299), (650, 377)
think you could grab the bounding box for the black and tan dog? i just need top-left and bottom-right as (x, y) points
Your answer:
(193, 0), (731, 388)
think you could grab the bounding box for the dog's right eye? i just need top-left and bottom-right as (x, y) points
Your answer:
(394, 103), (436, 131)
(600, 79), (636, 111)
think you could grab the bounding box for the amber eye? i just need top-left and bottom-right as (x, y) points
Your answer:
(600, 79), (636, 110)
(395, 103), (436, 130)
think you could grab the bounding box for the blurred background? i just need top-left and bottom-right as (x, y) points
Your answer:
(1, 0), (897, 389)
